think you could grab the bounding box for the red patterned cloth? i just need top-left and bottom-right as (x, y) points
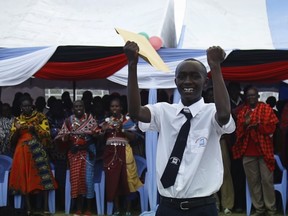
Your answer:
(56, 113), (98, 198)
(232, 102), (278, 171)
(68, 151), (86, 198)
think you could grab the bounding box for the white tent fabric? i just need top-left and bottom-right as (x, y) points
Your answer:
(0, 0), (176, 48)
(0, 1), (177, 213)
(180, 0), (288, 50)
(1, 47), (234, 88)
(0, 47), (57, 86)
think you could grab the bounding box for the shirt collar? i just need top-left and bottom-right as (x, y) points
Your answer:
(176, 98), (205, 117)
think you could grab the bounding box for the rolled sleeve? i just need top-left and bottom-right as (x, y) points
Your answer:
(138, 121), (150, 132)
(214, 114), (236, 135)
(138, 104), (160, 132)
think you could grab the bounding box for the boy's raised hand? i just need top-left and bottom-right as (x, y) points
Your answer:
(207, 46), (226, 69)
(123, 41), (139, 65)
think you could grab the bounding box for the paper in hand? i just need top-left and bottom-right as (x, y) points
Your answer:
(115, 28), (170, 72)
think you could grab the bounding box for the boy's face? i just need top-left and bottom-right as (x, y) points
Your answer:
(175, 60), (207, 106)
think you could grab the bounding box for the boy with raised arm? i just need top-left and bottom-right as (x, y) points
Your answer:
(124, 41), (235, 216)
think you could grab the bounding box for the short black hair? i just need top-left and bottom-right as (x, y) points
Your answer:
(19, 94), (33, 105)
(243, 85), (258, 96)
(175, 58), (207, 77)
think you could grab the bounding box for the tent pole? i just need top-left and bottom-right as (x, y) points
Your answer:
(73, 81), (76, 101)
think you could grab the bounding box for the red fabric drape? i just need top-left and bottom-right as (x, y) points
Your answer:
(35, 53), (127, 80)
(219, 61), (288, 82)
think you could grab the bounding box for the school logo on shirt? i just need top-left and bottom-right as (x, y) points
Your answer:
(170, 156), (180, 165)
(189, 137), (208, 153)
(197, 137), (207, 147)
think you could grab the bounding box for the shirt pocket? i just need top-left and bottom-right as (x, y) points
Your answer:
(188, 129), (209, 153)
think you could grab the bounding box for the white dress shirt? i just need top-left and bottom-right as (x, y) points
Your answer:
(139, 98), (235, 198)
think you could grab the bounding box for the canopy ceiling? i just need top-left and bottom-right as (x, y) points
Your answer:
(0, 0), (176, 48)
(180, 0), (288, 49)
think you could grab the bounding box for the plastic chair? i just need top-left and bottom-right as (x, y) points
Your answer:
(14, 162), (56, 213)
(135, 155), (149, 213)
(246, 155), (287, 216)
(48, 163), (56, 213)
(107, 155), (148, 215)
(94, 160), (105, 215)
(64, 169), (71, 214)
(65, 160), (105, 215)
(0, 155), (13, 207)
(139, 204), (159, 216)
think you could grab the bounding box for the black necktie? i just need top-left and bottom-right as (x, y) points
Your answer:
(160, 108), (192, 188)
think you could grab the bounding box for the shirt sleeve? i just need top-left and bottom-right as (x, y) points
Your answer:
(138, 104), (161, 132)
(213, 114), (236, 135)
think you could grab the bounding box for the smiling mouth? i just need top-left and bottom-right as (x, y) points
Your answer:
(183, 88), (194, 93)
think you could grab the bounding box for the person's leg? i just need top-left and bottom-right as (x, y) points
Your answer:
(76, 195), (84, 214)
(43, 190), (49, 213)
(231, 158), (246, 212)
(220, 138), (234, 213)
(259, 157), (277, 215)
(243, 156), (265, 214)
(83, 198), (93, 216)
(114, 196), (120, 213)
(125, 199), (132, 216)
(25, 194), (32, 215)
(84, 144), (96, 215)
(55, 159), (67, 211)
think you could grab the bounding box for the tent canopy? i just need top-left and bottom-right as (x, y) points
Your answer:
(180, 0), (288, 50)
(0, 0), (176, 48)
(1, 0), (288, 89)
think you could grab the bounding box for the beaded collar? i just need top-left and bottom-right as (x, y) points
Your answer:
(71, 113), (87, 130)
(106, 114), (124, 129)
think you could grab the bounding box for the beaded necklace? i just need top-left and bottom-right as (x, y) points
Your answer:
(106, 114), (123, 131)
(71, 113), (87, 131)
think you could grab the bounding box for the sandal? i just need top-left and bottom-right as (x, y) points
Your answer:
(42, 211), (52, 216)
